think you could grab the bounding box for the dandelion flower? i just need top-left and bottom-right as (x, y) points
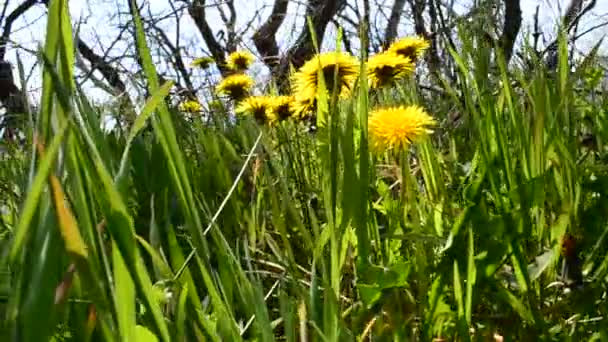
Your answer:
(387, 36), (430, 62)
(178, 100), (203, 113)
(291, 96), (317, 121)
(236, 96), (276, 124)
(190, 56), (214, 69)
(292, 51), (359, 100)
(226, 50), (255, 71)
(268, 95), (295, 121)
(369, 105), (436, 152)
(367, 52), (414, 88)
(216, 74), (254, 101)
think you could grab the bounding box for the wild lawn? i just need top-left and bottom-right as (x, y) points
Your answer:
(1, 3), (608, 342)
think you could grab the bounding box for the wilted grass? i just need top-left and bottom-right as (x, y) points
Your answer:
(1, 2), (608, 341)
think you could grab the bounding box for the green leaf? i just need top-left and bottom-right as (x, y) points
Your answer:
(357, 262), (411, 307)
(496, 286), (535, 323)
(465, 227), (476, 325)
(9, 120), (69, 263)
(113, 243), (136, 342)
(135, 325), (159, 342)
(117, 80), (175, 181)
(175, 285), (189, 342)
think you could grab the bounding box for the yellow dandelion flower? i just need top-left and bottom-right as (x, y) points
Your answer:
(216, 74), (254, 101)
(190, 56), (214, 69)
(367, 52), (414, 88)
(292, 51), (359, 100)
(387, 36), (430, 62)
(178, 100), (203, 113)
(369, 105), (436, 152)
(226, 50), (255, 71)
(291, 96), (316, 121)
(268, 95), (295, 121)
(236, 96), (276, 124)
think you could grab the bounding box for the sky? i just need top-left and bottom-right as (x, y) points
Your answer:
(2, 0), (607, 105)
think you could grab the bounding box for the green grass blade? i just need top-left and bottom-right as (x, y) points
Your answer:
(117, 80), (174, 181)
(464, 227), (475, 326)
(8, 121), (69, 263)
(113, 243), (136, 341)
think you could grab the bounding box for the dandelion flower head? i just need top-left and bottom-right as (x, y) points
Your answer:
(190, 56), (214, 69)
(369, 105), (436, 152)
(216, 74), (254, 101)
(268, 95), (295, 121)
(226, 50), (255, 71)
(291, 96), (317, 121)
(292, 51), (359, 101)
(178, 100), (203, 113)
(366, 52), (414, 88)
(387, 36), (430, 62)
(236, 96), (276, 124)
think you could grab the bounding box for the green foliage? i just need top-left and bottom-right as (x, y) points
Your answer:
(0, 4), (607, 342)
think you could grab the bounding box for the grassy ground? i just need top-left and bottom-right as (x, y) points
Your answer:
(1, 3), (608, 341)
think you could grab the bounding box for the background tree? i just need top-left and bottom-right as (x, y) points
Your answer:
(0, 0), (604, 137)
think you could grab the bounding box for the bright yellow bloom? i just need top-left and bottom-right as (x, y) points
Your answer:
(178, 100), (203, 113)
(369, 105), (436, 152)
(235, 96), (276, 124)
(292, 51), (359, 101)
(387, 36), (430, 62)
(226, 50), (255, 71)
(268, 95), (295, 121)
(216, 74), (254, 101)
(190, 56), (214, 69)
(367, 52), (414, 88)
(291, 96), (316, 121)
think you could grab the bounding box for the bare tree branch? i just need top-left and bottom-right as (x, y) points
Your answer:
(500, 0), (521, 64)
(41, 0), (136, 121)
(225, 0), (238, 51)
(147, 20), (196, 98)
(77, 40), (129, 97)
(275, 0), (347, 89)
(543, 0), (597, 69)
(253, 0), (289, 69)
(0, 0), (40, 138)
(0, 0), (38, 60)
(563, 0), (585, 29)
(409, 0), (428, 38)
(0, 1), (11, 29)
(188, 0), (229, 75)
(384, 0), (406, 47)
(361, 0), (370, 53)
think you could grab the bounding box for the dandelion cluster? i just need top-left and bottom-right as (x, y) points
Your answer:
(236, 95), (297, 124)
(207, 48), (300, 124)
(368, 105), (436, 152)
(181, 36), (435, 139)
